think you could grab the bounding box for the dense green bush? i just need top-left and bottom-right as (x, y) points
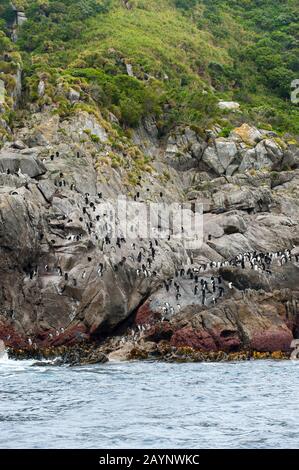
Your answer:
(0, 0), (298, 134)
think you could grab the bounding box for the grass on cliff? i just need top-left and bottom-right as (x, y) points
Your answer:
(0, 0), (299, 136)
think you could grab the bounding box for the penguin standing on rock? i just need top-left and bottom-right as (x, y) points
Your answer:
(219, 286), (224, 297)
(201, 288), (206, 306)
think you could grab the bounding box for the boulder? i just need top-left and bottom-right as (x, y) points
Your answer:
(218, 101), (240, 111)
(38, 80), (45, 98)
(239, 139), (284, 172)
(202, 146), (225, 175)
(232, 123), (263, 146)
(215, 139), (238, 170)
(68, 88), (80, 103)
(0, 149), (46, 178)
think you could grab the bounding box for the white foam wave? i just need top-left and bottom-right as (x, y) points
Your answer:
(0, 350), (37, 369)
(0, 350), (9, 363)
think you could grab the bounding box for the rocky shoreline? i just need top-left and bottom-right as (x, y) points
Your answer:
(0, 99), (298, 361)
(8, 343), (290, 366)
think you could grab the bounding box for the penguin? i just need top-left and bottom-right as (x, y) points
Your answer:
(98, 264), (104, 276)
(219, 286), (224, 297)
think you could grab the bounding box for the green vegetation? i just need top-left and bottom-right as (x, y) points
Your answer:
(0, 0), (298, 135)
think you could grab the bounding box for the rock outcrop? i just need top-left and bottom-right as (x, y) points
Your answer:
(0, 108), (298, 362)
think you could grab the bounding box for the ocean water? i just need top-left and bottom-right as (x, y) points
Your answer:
(0, 355), (298, 449)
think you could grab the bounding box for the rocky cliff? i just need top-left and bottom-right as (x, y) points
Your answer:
(0, 0), (299, 363)
(0, 100), (298, 362)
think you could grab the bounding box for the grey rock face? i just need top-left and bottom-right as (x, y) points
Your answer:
(0, 112), (298, 355)
(0, 149), (46, 178)
(165, 127), (207, 170)
(192, 124), (298, 176)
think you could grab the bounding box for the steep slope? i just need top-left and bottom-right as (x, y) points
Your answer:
(1, 0), (299, 136)
(0, 0), (298, 362)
